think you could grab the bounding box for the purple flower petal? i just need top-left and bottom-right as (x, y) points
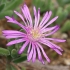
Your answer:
(34, 8), (40, 29)
(41, 25), (58, 33)
(39, 11), (52, 28)
(27, 42), (31, 54)
(39, 39), (62, 55)
(42, 16), (58, 29)
(36, 44), (44, 64)
(44, 38), (66, 42)
(33, 6), (37, 28)
(19, 41), (29, 54)
(45, 25), (59, 36)
(39, 12), (48, 27)
(37, 43), (50, 63)
(2, 30), (25, 34)
(23, 4), (33, 27)
(46, 40), (63, 51)
(27, 43), (34, 61)
(5, 35), (24, 39)
(5, 16), (26, 31)
(32, 44), (36, 62)
(5, 16), (13, 20)
(21, 7), (29, 26)
(37, 8), (40, 26)
(36, 44), (42, 60)
(3, 34), (26, 39)
(40, 38), (63, 51)
(7, 38), (25, 46)
(14, 11), (27, 26)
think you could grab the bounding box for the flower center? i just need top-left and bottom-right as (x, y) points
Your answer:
(26, 27), (42, 41)
(31, 29), (41, 39)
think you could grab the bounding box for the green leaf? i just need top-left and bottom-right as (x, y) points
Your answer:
(66, 4), (70, 13)
(1, 0), (4, 3)
(61, 20), (70, 32)
(7, 45), (15, 52)
(9, 23), (21, 29)
(13, 55), (27, 63)
(56, 7), (68, 24)
(46, 0), (52, 10)
(50, 2), (57, 20)
(0, 4), (5, 12)
(0, 10), (13, 19)
(57, 0), (64, 7)
(11, 49), (18, 58)
(4, 0), (23, 10)
(33, 0), (49, 13)
(0, 47), (10, 56)
(57, 0), (70, 7)
(65, 0), (70, 4)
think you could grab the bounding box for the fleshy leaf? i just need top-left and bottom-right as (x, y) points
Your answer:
(56, 7), (68, 24)
(13, 55), (27, 63)
(61, 20), (70, 32)
(4, 0), (23, 10)
(0, 47), (10, 56)
(11, 49), (18, 58)
(0, 4), (5, 12)
(0, 10), (13, 19)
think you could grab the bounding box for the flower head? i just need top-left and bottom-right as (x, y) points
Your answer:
(2, 4), (66, 64)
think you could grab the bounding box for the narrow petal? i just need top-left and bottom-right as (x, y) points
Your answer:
(44, 38), (66, 42)
(3, 33), (26, 37)
(2, 30), (25, 35)
(39, 11), (52, 28)
(18, 41), (29, 54)
(21, 7), (29, 25)
(39, 39), (62, 55)
(27, 43), (34, 61)
(32, 44), (36, 62)
(7, 38), (25, 46)
(33, 6), (37, 28)
(37, 43), (50, 62)
(14, 11), (27, 25)
(47, 40), (63, 51)
(37, 8), (40, 26)
(41, 25), (58, 33)
(23, 4), (33, 26)
(5, 16), (26, 31)
(39, 12), (48, 27)
(5, 16), (13, 20)
(27, 42), (31, 54)
(42, 16), (58, 29)
(5, 35), (24, 39)
(45, 25), (59, 36)
(34, 8), (40, 28)
(40, 38), (63, 51)
(36, 44), (42, 60)
(36, 44), (45, 64)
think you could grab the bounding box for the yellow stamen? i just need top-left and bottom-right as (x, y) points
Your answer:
(30, 29), (41, 40)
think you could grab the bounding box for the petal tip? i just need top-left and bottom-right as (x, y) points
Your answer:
(18, 50), (22, 54)
(5, 16), (9, 19)
(49, 11), (52, 14)
(63, 40), (66, 42)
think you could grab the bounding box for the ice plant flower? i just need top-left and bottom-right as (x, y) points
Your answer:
(2, 4), (66, 64)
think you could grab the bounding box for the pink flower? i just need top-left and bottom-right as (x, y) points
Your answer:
(2, 4), (65, 64)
